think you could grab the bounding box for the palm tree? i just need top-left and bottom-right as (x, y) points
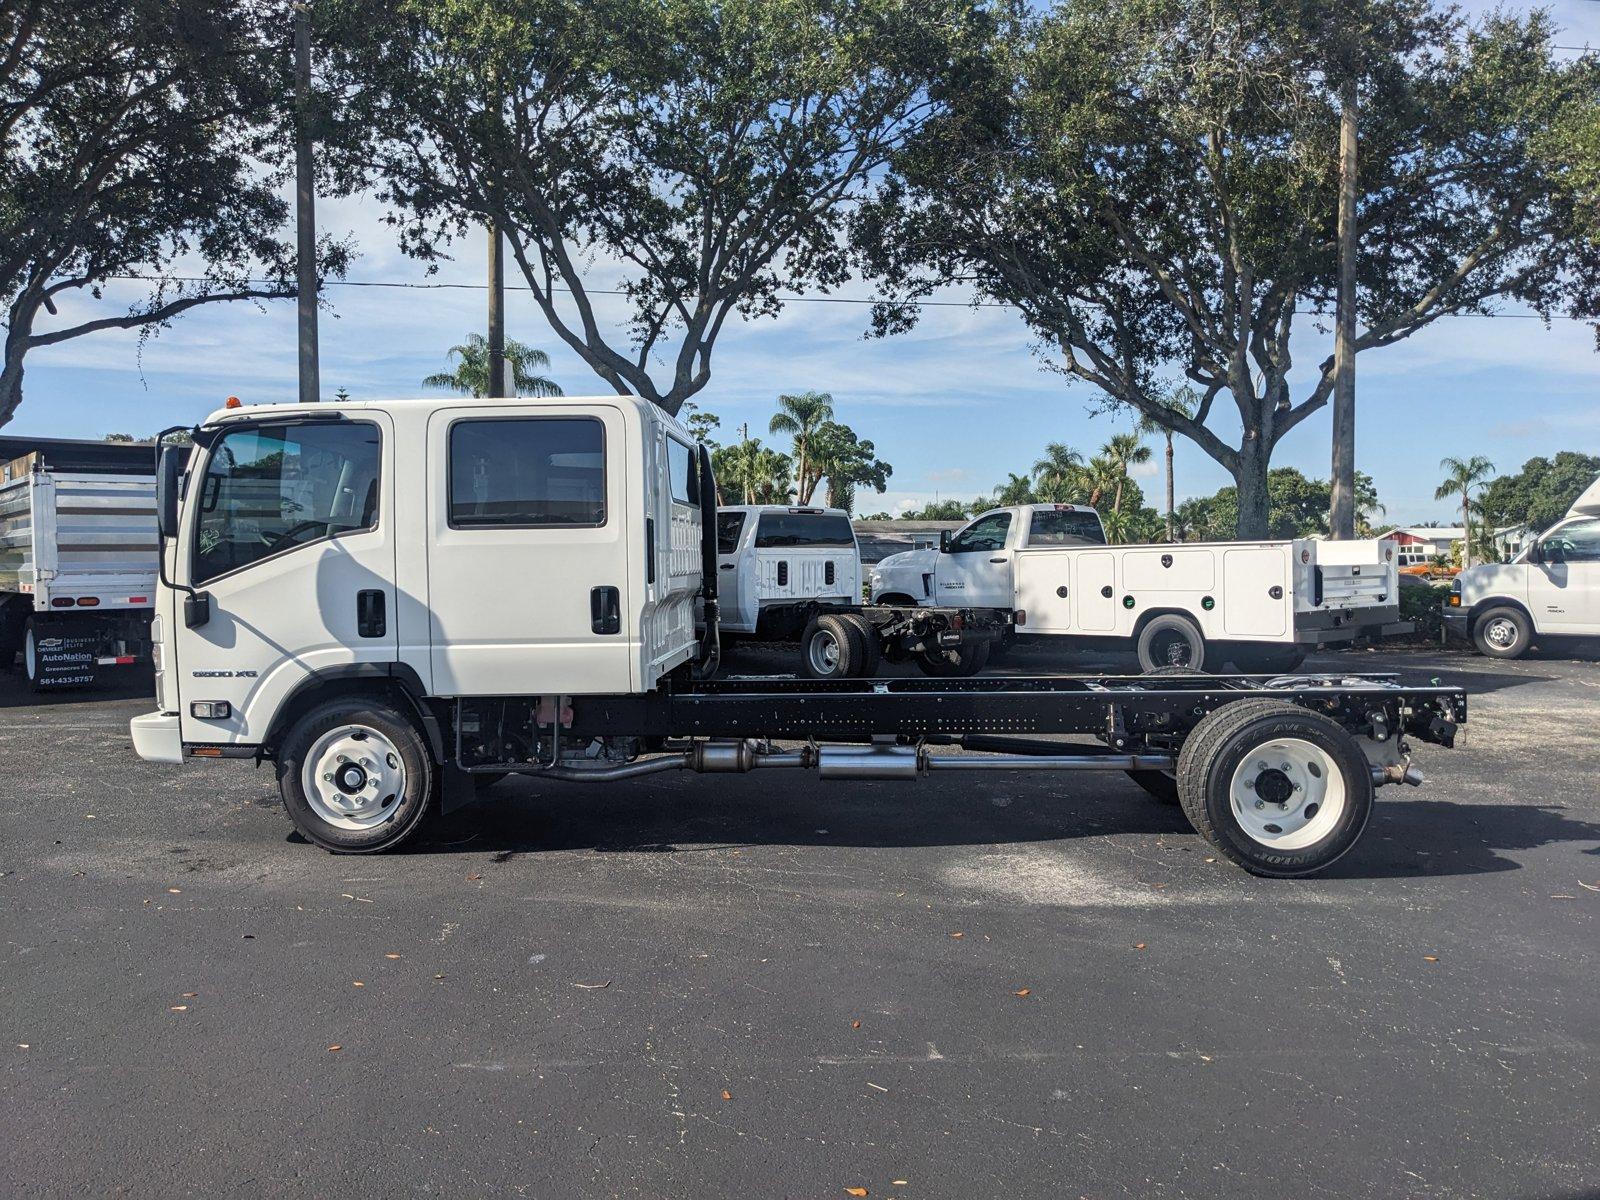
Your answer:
(768, 391), (834, 503)
(1434, 455), (1495, 568)
(1032, 443), (1084, 502)
(423, 333), (562, 398)
(713, 438), (793, 505)
(994, 472), (1035, 506)
(1079, 454), (1122, 509)
(1101, 431), (1153, 516)
(1138, 387), (1196, 541)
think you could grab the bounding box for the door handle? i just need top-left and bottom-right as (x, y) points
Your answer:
(989, 557), (1007, 563)
(356, 589), (386, 638)
(719, 563), (735, 570)
(591, 586), (621, 635)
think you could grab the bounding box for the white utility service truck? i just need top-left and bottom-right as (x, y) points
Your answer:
(869, 503), (1407, 673)
(129, 394), (1466, 877)
(714, 505), (860, 638)
(0, 437), (163, 688)
(1445, 474), (1600, 658)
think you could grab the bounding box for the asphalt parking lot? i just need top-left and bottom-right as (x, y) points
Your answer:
(3, 642), (1598, 1198)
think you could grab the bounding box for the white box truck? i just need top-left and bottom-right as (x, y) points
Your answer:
(128, 394), (1465, 878)
(1445, 474), (1600, 657)
(868, 504), (1407, 673)
(0, 437), (164, 689)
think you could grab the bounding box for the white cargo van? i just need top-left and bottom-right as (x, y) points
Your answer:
(1445, 475), (1600, 657)
(715, 505), (861, 637)
(870, 503), (1405, 672)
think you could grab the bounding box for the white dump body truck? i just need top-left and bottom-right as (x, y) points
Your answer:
(714, 505), (861, 637)
(869, 504), (1406, 673)
(1445, 474), (1600, 657)
(0, 437), (162, 688)
(128, 394), (1466, 878)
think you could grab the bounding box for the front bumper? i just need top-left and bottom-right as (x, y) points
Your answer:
(1293, 605), (1408, 645)
(130, 711), (183, 764)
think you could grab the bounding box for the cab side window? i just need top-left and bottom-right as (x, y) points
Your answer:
(716, 512), (746, 555)
(1547, 519), (1600, 563)
(192, 421), (381, 585)
(448, 417), (605, 528)
(947, 512), (1011, 553)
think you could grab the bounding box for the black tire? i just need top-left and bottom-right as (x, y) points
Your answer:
(915, 638), (991, 677)
(1137, 613), (1206, 672)
(800, 613), (865, 679)
(1227, 643), (1307, 674)
(839, 613), (881, 678)
(276, 698), (437, 853)
(20, 617), (49, 691)
(1176, 699), (1373, 878)
(1472, 605), (1531, 660)
(0, 599), (25, 669)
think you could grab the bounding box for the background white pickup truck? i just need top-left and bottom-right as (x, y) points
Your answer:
(869, 503), (1406, 672)
(715, 505), (861, 638)
(1445, 474), (1600, 658)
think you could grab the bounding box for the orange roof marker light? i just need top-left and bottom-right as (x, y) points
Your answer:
(225, 396), (243, 409)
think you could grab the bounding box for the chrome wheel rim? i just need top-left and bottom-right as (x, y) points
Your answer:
(808, 629), (842, 675)
(301, 725), (407, 830)
(1483, 616), (1518, 650)
(1229, 737), (1346, 851)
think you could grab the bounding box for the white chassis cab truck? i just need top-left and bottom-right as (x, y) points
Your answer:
(130, 395), (1466, 878)
(0, 437), (165, 689)
(869, 504), (1407, 674)
(1444, 474), (1600, 658)
(714, 505), (861, 639)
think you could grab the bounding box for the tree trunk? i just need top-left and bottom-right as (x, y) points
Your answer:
(1329, 78), (1359, 538)
(486, 222), (505, 398)
(1164, 433), (1175, 542)
(1234, 439), (1271, 540)
(1461, 492), (1472, 568)
(294, 4), (320, 404)
(0, 305), (32, 430)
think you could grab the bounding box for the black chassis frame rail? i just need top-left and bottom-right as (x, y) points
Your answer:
(562, 672), (1467, 746)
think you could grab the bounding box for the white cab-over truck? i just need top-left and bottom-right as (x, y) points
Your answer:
(715, 505), (860, 638)
(869, 503), (1407, 673)
(130, 394), (1466, 878)
(1445, 475), (1600, 658)
(1, 437), (163, 688)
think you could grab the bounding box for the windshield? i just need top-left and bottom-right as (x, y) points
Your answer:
(192, 421), (381, 585)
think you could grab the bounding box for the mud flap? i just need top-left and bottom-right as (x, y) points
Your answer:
(438, 761), (479, 815)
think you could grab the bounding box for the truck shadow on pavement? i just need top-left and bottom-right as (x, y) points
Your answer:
(410, 781), (1600, 883)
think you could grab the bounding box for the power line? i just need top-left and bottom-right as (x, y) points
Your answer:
(105, 273), (1596, 321)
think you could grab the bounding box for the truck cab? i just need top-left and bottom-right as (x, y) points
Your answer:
(1446, 475), (1600, 658)
(868, 504), (1106, 608)
(714, 505), (860, 637)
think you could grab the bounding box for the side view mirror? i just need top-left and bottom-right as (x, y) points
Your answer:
(1543, 541), (1566, 565)
(939, 530), (951, 553)
(156, 444), (184, 541)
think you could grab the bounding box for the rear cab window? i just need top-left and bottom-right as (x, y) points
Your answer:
(754, 511), (856, 549)
(716, 511), (747, 555)
(1026, 508), (1106, 547)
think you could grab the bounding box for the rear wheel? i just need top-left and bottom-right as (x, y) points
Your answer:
(1472, 605), (1531, 660)
(839, 613), (881, 678)
(276, 698), (436, 853)
(800, 613), (866, 679)
(915, 639), (990, 677)
(1136, 613), (1206, 673)
(1176, 699), (1373, 877)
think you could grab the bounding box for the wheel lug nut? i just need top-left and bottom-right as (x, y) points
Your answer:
(323, 773), (333, 782)
(1255, 800), (1265, 809)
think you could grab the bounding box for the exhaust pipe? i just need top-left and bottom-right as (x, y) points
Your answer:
(1370, 762), (1425, 788)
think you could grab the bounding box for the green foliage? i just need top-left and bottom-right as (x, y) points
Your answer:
(1398, 578), (1449, 641)
(340, 0), (980, 413)
(1031, 443), (1085, 503)
(901, 499), (970, 520)
(680, 403), (721, 448)
(1479, 452), (1600, 534)
(1, 0), (350, 427)
(857, 0), (1600, 536)
(992, 472), (1036, 506)
(711, 438), (793, 505)
(769, 392), (835, 503)
(422, 333), (561, 398)
(808, 422), (892, 515)
(1175, 469), (1381, 541)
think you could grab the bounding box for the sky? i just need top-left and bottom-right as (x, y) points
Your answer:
(11, 0), (1599, 526)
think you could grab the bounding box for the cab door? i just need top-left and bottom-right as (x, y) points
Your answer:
(425, 404), (632, 695)
(933, 511), (1014, 607)
(714, 510), (750, 631)
(174, 415), (396, 744)
(1529, 518), (1600, 633)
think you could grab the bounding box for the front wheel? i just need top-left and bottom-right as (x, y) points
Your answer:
(276, 698), (437, 853)
(1473, 606), (1531, 660)
(1176, 700), (1373, 877)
